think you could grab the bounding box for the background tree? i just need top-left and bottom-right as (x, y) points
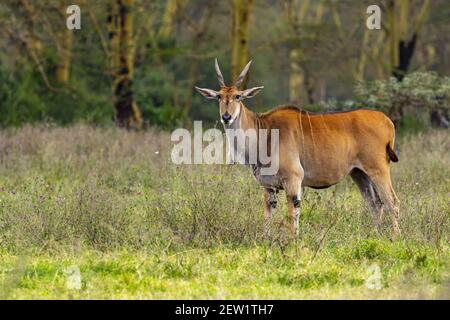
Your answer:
(384, 0), (431, 80)
(0, 0), (449, 129)
(231, 0), (252, 87)
(55, 1), (73, 84)
(107, 0), (142, 128)
(179, 2), (216, 115)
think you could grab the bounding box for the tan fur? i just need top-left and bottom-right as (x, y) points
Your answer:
(196, 61), (400, 237)
(234, 103), (400, 236)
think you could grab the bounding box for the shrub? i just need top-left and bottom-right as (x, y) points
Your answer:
(355, 72), (450, 129)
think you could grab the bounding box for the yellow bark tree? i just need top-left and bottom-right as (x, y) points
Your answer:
(284, 0), (310, 105)
(181, 3), (215, 115)
(158, 0), (178, 39)
(55, 1), (73, 84)
(284, 0), (325, 104)
(231, 0), (253, 88)
(385, 0), (431, 80)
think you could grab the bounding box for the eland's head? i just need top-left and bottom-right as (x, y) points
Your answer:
(195, 59), (264, 125)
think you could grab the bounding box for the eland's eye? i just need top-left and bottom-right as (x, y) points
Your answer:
(216, 94), (221, 99)
(235, 95), (241, 100)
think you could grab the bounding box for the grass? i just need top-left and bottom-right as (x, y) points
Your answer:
(0, 244), (448, 299)
(0, 125), (449, 299)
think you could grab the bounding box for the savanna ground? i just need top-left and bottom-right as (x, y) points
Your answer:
(0, 125), (448, 299)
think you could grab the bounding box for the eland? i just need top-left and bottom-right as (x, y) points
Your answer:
(195, 59), (400, 237)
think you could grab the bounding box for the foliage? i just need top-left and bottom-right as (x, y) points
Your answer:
(354, 72), (450, 129)
(0, 66), (113, 127)
(0, 67), (47, 126)
(355, 72), (450, 112)
(0, 1), (449, 129)
(134, 68), (187, 128)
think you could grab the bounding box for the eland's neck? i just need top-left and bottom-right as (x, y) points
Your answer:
(224, 103), (262, 166)
(228, 102), (258, 131)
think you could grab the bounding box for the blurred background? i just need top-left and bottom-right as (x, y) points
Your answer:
(0, 0), (449, 131)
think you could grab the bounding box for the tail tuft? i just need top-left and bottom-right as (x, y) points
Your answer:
(386, 144), (398, 162)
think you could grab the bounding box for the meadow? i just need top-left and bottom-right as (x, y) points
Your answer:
(0, 125), (448, 299)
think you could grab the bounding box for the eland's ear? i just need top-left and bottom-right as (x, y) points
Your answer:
(240, 86), (264, 99)
(195, 86), (219, 100)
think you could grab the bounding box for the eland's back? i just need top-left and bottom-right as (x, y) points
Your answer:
(259, 107), (398, 189)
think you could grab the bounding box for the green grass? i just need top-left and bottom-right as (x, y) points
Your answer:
(0, 125), (449, 299)
(1, 243), (448, 299)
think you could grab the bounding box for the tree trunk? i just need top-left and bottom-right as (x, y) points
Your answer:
(288, 49), (303, 105)
(371, 31), (387, 79)
(304, 68), (315, 104)
(231, 0), (252, 88)
(158, 0), (178, 39)
(387, 0), (431, 81)
(56, 2), (73, 84)
(285, 0), (310, 105)
(107, 0), (142, 129)
(354, 26), (370, 81)
(393, 34), (417, 81)
(388, 0), (399, 78)
(183, 5), (215, 115)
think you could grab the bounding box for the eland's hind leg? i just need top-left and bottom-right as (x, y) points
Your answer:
(350, 168), (384, 228)
(263, 188), (278, 236)
(366, 169), (400, 235)
(284, 176), (303, 238)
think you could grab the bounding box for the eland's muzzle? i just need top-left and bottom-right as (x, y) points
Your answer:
(222, 112), (232, 124)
